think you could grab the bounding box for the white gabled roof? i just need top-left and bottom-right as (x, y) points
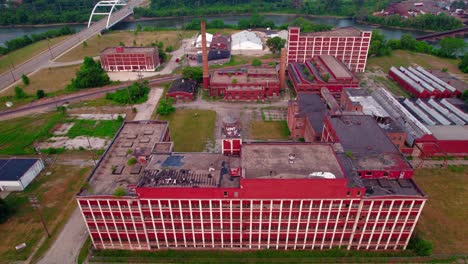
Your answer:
(194, 33), (213, 47)
(231, 31), (262, 46)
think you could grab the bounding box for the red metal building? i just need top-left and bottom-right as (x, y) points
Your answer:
(77, 120), (427, 251)
(210, 67), (280, 101)
(100, 47), (160, 72)
(287, 27), (371, 72)
(288, 55), (359, 96)
(388, 66), (460, 99)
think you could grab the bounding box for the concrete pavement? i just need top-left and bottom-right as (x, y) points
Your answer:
(0, 0), (146, 91)
(37, 208), (89, 264)
(133, 88), (164, 120)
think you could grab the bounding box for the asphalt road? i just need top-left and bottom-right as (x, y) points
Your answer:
(0, 0), (146, 91)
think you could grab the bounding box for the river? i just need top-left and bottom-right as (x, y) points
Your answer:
(0, 14), (432, 46)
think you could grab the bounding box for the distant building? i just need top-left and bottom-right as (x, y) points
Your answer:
(231, 31), (263, 51)
(287, 93), (328, 142)
(288, 55), (359, 96)
(210, 33), (231, 51)
(0, 158), (44, 191)
(388, 66), (461, 98)
(196, 50), (231, 65)
(287, 27), (371, 72)
(100, 47), (160, 72)
(166, 78), (197, 102)
(209, 67), (280, 101)
(194, 33), (213, 48)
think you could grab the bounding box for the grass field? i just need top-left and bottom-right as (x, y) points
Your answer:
(66, 119), (123, 138)
(0, 36), (68, 75)
(413, 168), (468, 254)
(159, 109), (216, 152)
(249, 121), (290, 140)
(1, 64), (81, 99)
(0, 164), (92, 262)
(367, 50), (466, 82)
(56, 30), (195, 62)
(0, 112), (65, 155)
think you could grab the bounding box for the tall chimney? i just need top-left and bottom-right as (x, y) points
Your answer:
(279, 47), (286, 90)
(201, 21), (210, 89)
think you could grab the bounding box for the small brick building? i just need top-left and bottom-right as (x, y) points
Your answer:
(166, 78), (197, 102)
(100, 47), (160, 72)
(287, 93), (328, 142)
(210, 67), (280, 101)
(288, 55), (359, 96)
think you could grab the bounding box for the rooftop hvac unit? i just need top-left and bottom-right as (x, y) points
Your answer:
(309, 172), (336, 179)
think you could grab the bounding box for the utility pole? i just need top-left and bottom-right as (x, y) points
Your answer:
(8, 55), (16, 81)
(86, 136), (97, 166)
(46, 38), (53, 59)
(29, 197), (50, 238)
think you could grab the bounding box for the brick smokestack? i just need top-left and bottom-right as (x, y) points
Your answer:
(279, 47), (286, 89)
(201, 20), (210, 89)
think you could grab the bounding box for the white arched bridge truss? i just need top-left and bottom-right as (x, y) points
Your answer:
(88, 0), (129, 29)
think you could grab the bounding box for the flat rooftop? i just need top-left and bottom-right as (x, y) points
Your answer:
(241, 143), (345, 179)
(0, 158), (40, 181)
(211, 68), (278, 85)
(81, 121), (169, 195)
(362, 178), (426, 198)
(139, 153), (240, 188)
(318, 55), (353, 79)
(296, 93), (328, 132)
(300, 27), (365, 37)
(101, 47), (157, 55)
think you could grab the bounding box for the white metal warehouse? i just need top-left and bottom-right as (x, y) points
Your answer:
(231, 31), (263, 51)
(0, 158), (44, 191)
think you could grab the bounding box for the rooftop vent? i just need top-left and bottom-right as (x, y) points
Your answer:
(288, 153), (296, 164)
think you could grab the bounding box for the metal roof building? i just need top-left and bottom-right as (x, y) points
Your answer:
(231, 31), (263, 51)
(0, 158), (45, 191)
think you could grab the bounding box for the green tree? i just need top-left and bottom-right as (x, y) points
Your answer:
(322, 73), (330, 83)
(438, 37), (466, 58)
(407, 234), (433, 256)
(82, 41), (87, 48)
(105, 82), (150, 104)
(14, 86), (27, 99)
(0, 198), (12, 224)
(252, 58), (261, 67)
(461, 90), (468, 103)
(400, 34), (418, 50)
(459, 53), (468, 73)
(21, 74), (29, 85)
(266, 37), (286, 54)
(157, 98), (175, 116)
(136, 23), (142, 32)
(36, 89), (45, 99)
(67, 57), (110, 90)
(182, 66), (203, 82)
(368, 29), (392, 57)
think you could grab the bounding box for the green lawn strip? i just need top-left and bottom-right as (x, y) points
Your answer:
(159, 109), (216, 152)
(250, 120), (290, 140)
(77, 237), (93, 264)
(372, 75), (412, 98)
(0, 112), (65, 155)
(66, 119), (123, 139)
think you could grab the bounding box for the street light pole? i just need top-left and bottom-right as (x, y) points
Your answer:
(29, 197), (51, 238)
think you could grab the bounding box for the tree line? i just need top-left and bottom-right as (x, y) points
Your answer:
(360, 13), (463, 32)
(0, 26), (75, 55)
(0, 0), (98, 25)
(369, 29), (467, 60)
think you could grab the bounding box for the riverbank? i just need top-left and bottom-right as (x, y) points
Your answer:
(356, 19), (436, 33)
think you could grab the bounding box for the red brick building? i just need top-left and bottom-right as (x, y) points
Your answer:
(100, 47), (160, 72)
(287, 93), (328, 142)
(288, 55), (359, 96)
(210, 67), (280, 101)
(77, 120), (427, 251)
(166, 78), (197, 102)
(287, 27), (371, 72)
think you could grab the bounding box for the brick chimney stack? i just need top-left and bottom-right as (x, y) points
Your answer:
(201, 20), (210, 89)
(279, 47), (286, 90)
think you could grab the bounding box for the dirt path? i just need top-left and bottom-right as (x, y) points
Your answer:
(36, 208), (88, 264)
(133, 87), (163, 121)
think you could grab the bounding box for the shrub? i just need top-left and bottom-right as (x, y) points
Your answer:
(21, 74), (29, 85)
(0, 198), (12, 224)
(82, 41), (87, 48)
(40, 147), (65, 154)
(113, 187), (126, 197)
(165, 46), (174, 52)
(105, 82), (150, 104)
(14, 86), (27, 99)
(127, 157), (137, 165)
(252, 58), (261, 67)
(36, 89), (45, 99)
(157, 98), (175, 116)
(117, 115), (124, 122)
(407, 233), (433, 256)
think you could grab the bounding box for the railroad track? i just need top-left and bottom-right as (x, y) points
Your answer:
(0, 74), (179, 120)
